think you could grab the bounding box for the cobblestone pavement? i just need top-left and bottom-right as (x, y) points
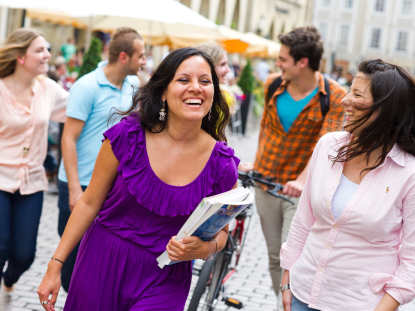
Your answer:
(1, 115), (415, 310)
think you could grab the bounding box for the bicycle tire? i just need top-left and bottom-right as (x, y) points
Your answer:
(205, 249), (232, 310)
(187, 259), (215, 311)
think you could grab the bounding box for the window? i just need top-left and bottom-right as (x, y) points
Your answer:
(319, 22), (328, 41)
(321, 0), (331, 7)
(374, 0), (385, 12)
(402, 0), (413, 14)
(339, 25), (350, 46)
(344, 0), (353, 9)
(370, 28), (382, 48)
(396, 31), (408, 51)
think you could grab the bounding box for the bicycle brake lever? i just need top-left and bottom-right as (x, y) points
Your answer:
(266, 189), (295, 205)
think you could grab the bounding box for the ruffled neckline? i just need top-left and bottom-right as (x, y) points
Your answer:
(143, 131), (219, 189)
(106, 116), (237, 217)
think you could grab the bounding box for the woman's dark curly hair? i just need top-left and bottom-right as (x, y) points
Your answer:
(122, 47), (229, 142)
(333, 59), (415, 172)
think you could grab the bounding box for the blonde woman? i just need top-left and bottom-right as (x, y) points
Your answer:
(196, 42), (245, 132)
(196, 43), (234, 105)
(0, 28), (67, 291)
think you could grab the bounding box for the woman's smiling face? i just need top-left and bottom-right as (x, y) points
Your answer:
(21, 36), (51, 75)
(162, 55), (214, 122)
(342, 72), (377, 135)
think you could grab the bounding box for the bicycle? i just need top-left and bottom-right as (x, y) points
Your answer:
(187, 171), (294, 311)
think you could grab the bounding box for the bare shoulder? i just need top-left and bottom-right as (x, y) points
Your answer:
(201, 130), (217, 151)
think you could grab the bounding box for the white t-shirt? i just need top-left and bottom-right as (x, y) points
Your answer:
(331, 174), (359, 219)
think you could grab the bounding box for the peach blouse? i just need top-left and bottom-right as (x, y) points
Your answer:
(0, 76), (67, 195)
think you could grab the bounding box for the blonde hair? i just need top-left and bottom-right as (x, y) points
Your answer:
(0, 28), (42, 78)
(196, 42), (226, 66)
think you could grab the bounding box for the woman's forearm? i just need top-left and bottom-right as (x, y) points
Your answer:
(374, 292), (400, 311)
(52, 199), (100, 263)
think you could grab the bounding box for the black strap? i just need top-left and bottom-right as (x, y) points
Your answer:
(265, 76), (283, 104)
(266, 76), (331, 118)
(320, 77), (330, 117)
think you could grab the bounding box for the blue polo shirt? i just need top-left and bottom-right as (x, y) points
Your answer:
(58, 63), (138, 185)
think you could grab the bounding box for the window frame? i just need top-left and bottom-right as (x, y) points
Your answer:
(396, 31), (409, 52)
(369, 27), (382, 49)
(374, 0), (386, 12)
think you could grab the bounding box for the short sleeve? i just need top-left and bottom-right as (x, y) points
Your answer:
(66, 75), (96, 121)
(214, 143), (240, 194)
(47, 78), (68, 123)
(102, 117), (135, 164)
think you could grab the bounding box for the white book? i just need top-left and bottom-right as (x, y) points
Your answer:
(157, 187), (254, 269)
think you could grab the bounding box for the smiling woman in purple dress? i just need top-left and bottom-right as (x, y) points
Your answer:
(37, 47), (240, 311)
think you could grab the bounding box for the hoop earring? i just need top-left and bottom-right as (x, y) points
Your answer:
(159, 101), (167, 121)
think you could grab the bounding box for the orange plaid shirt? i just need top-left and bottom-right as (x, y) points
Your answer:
(254, 72), (346, 185)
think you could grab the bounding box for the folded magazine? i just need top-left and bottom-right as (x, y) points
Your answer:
(157, 187), (254, 269)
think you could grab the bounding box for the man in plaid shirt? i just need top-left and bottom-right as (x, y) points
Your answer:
(252, 26), (346, 302)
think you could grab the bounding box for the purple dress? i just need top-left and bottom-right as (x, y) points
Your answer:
(64, 116), (240, 311)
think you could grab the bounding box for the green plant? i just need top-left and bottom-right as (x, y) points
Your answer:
(78, 37), (102, 79)
(237, 60), (255, 95)
(253, 81), (265, 117)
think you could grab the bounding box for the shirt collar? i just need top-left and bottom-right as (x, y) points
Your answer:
(316, 72), (328, 95)
(387, 144), (406, 167)
(96, 61), (113, 87)
(271, 72), (326, 100)
(328, 132), (407, 167)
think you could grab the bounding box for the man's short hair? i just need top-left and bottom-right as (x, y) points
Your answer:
(278, 26), (323, 71)
(108, 27), (143, 64)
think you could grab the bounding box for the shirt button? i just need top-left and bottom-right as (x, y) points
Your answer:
(23, 147), (30, 157)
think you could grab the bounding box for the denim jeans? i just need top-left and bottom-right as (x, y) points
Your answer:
(0, 190), (43, 287)
(292, 294), (320, 311)
(57, 180), (87, 292)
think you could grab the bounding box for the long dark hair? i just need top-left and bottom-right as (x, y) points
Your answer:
(333, 59), (415, 171)
(123, 47), (229, 142)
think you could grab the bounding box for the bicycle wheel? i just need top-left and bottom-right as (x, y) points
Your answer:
(187, 259), (215, 311)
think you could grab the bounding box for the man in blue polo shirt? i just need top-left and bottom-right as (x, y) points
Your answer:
(57, 27), (146, 291)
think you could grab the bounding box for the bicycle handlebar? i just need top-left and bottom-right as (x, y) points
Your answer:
(238, 171), (295, 205)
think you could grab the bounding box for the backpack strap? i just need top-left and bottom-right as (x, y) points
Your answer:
(320, 77), (330, 118)
(266, 75), (331, 118)
(265, 76), (283, 103)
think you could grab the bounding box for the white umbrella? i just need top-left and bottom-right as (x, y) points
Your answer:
(0, 0), (220, 48)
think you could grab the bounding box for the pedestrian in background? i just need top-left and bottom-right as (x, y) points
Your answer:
(38, 47), (238, 310)
(251, 26), (346, 308)
(59, 38), (76, 63)
(0, 28), (67, 291)
(280, 59), (415, 311)
(56, 27), (146, 292)
(197, 42), (241, 130)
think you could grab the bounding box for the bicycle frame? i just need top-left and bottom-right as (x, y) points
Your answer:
(187, 205), (253, 311)
(187, 171), (290, 311)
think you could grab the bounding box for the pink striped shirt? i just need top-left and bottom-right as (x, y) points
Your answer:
(281, 131), (415, 310)
(0, 76), (67, 195)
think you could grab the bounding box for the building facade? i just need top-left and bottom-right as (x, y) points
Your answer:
(179, 0), (311, 40)
(313, 0), (415, 74)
